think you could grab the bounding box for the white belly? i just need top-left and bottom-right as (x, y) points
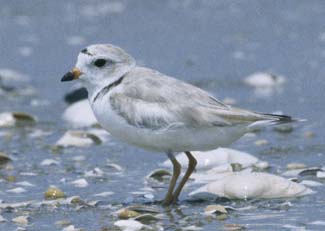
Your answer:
(91, 96), (248, 153)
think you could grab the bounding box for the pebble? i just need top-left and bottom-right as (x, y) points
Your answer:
(114, 220), (147, 231)
(85, 167), (105, 177)
(316, 171), (325, 178)
(147, 169), (171, 182)
(253, 161), (269, 170)
(71, 179), (89, 188)
(94, 191), (114, 197)
(0, 215), (6, 223)
(0, 152), (11, 165)
(255, 139), (269, 146)
(6, 175), (16, 182)
(62, 225), (81, 231)
(286, 163), (307, 170)
(224, 223), (246, 231)
(41, 159), (60, 166)
(118, 208), (140, 219)
(273, 124), (294, 133)
(55, 219), (72, 227)
(16, 181), (35, 187)
(244, 72), (286, 88)
(12, 216), (29, 226)
(0, 112), (36, 128)
(56, 130), (102, 148)
(7, 187), (27, 194)
(44, 187), (66, 200)
(204, 204), (228, 215)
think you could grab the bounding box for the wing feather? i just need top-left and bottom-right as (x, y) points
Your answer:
(108, 67), (293, 130)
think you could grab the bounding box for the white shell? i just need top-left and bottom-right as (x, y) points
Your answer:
(244, 72), (286, 88)
(161, 148), (263, 171)
(189, 172), (314, 200)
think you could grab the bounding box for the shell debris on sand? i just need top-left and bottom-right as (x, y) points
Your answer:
(12, 216), (29, 226)
(0, 112), (36, 127)
(114, 220), (148, 231)
(55, 130), (102, 148)
(189, 172), (314, 200)
(161, 148), (267, 171)
(244, 72), (286, 88)
(0, 151), (12, 165)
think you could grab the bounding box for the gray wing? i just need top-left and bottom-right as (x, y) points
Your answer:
(109, 67), (292, 130)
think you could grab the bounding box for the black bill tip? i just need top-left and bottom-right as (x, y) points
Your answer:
(61, 72), (74, 82)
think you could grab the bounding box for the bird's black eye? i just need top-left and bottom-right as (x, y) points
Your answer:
(94, 59), (107, 68)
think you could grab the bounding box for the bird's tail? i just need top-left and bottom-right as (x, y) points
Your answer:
(248, 113), (305, 129)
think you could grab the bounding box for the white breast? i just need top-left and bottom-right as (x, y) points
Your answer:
(91, 92), (248, 153)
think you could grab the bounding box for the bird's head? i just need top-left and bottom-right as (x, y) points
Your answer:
(61, 44), (136, 91)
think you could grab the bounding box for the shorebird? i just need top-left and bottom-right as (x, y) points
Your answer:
(61, 44), (295, 205)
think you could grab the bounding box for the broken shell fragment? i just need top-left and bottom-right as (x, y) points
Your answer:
(55, 130), (102, 148)
(147, 169), (171, 182)
(0, 152), (11, 165)
(12, 216), (29, 226)
(204, 204), (228, 215)
(0, 112), (36, 127)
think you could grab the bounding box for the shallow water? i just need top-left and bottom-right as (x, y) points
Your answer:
(0, 1), (325, 230)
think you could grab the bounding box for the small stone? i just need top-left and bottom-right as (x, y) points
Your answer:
(286, 163), (306, 170)
(147, 169), (171, 182)
(56, 130), (101, 148)
(44, 187), (66, 200)
(12, 216), (29, 225)
(134, 213), (160, 223)
(0, 112), (36, 127)
(244, 72), (286, 88)
(0, 152), (11, 165)
(6, 175), (16, 182)
(7, 187), (26, 194)
(273, 124), (294, 133)
(216, 214), (228, 221)
(0, 215), (6, 223)
(253, 161), (269, 170)
(55, 219), (72, 227)
(41, 159), (59, 166)
(317, 171), (325, 178)
(255, 139), (269, 146)
(114, 220), (145, 231)
(126, 205), (160, 214)
(71, 179), (89, 188)
(118, 208), (140, 219)
(62, 225), (81, 231)
(224, 224), (245, 230)
(94, 191), (114, 197)
(85, 167), (105, 177)
(16, 181), (35, 187)
(204, 205), (228, 215)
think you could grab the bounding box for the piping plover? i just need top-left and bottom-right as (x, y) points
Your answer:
(61, 44), (296, 205)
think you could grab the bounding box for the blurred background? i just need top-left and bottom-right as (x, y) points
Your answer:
(0, 1), (325, 230)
